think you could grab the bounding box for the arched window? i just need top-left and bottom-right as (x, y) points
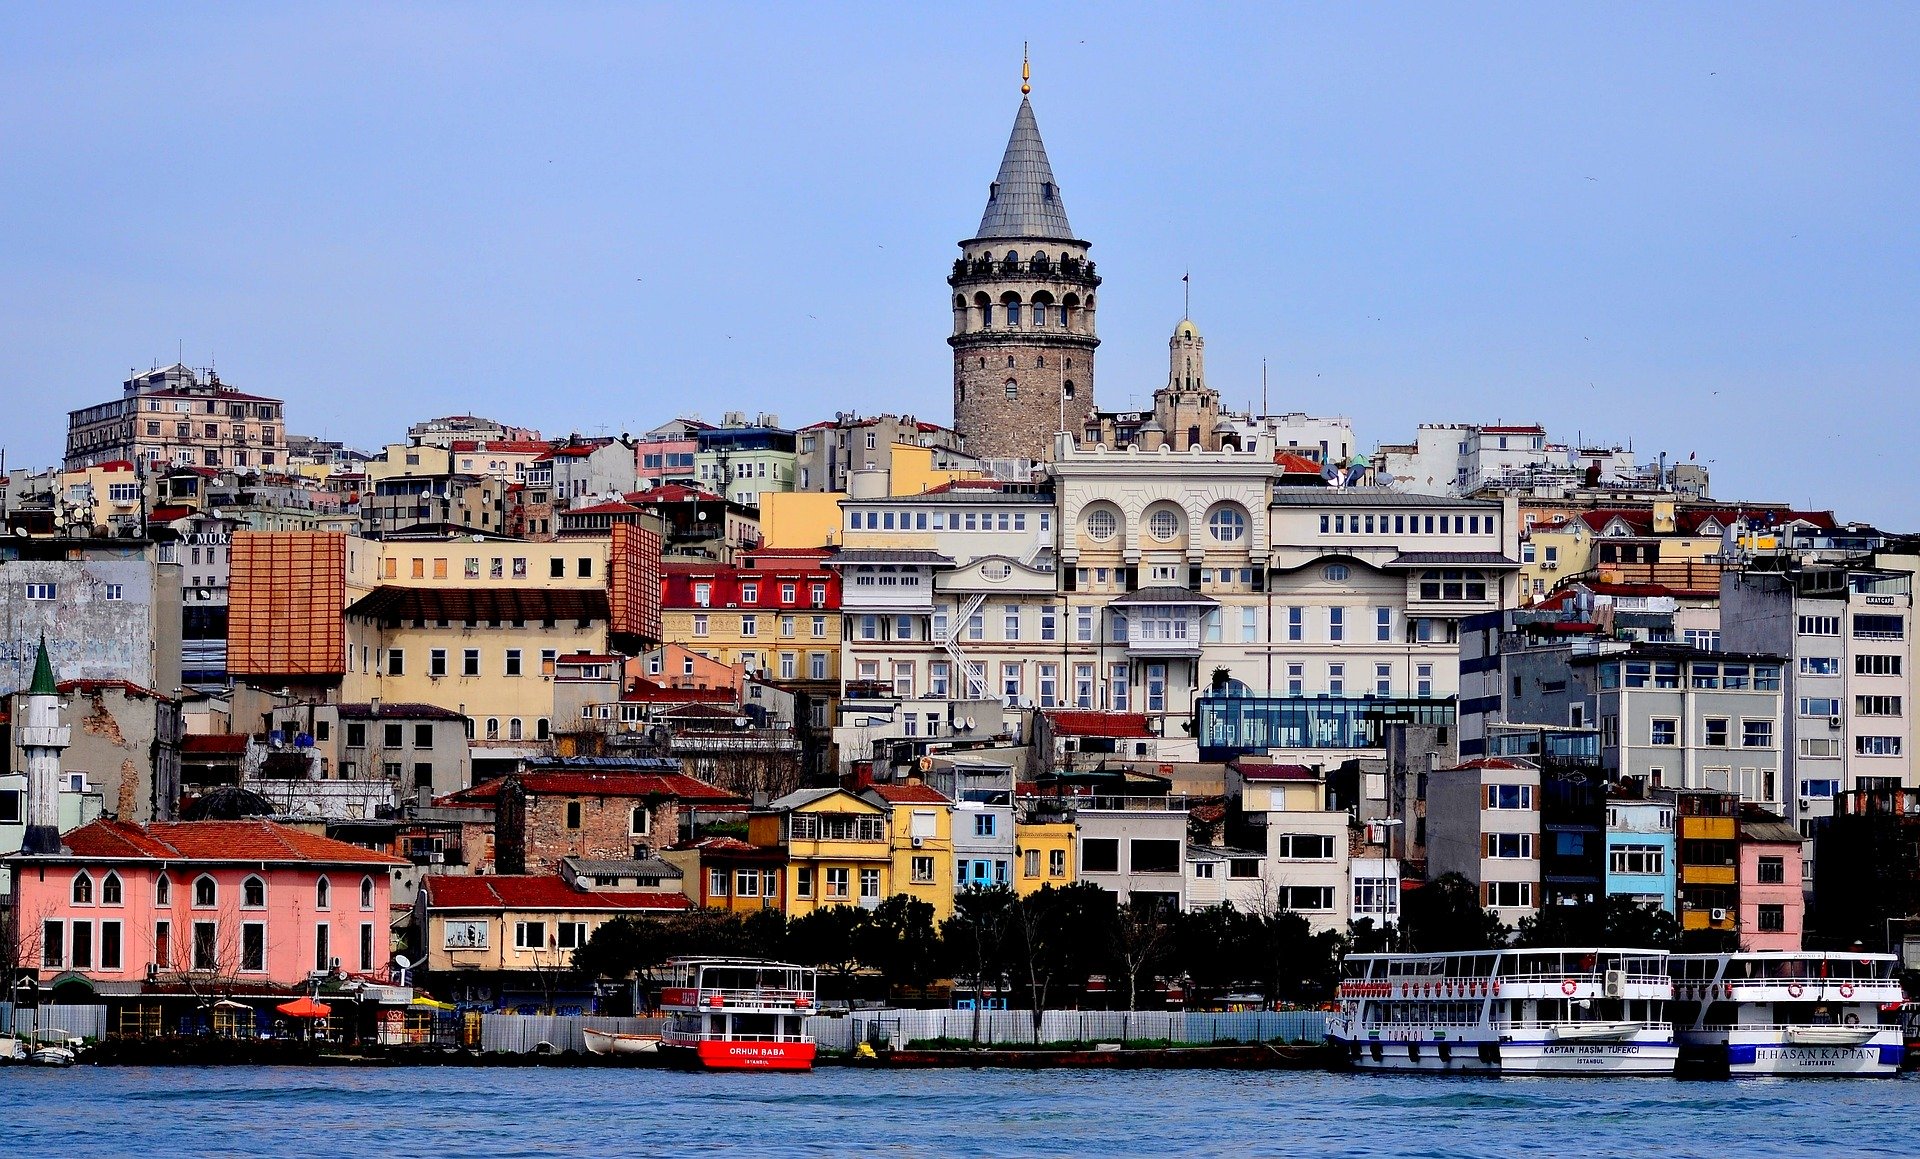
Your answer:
(1005, 301), (1022, 327)
(1004, 380), (1019, 400)
(1006, 356), (1015, 369)
(1147, 509), (1182, 542)
(242, 875), (266, 909)
(536, 718), (550, 741)
(1032, 303), (1047, 328)
(1035, 355), (1045, 368)
(102, 872), (123, 905)
(486, 718), (500, 740)
(630, 806), (651, 836)
(1324, 564), (1351, 582)
(71, 871), (94, 905)
(509, 718), (523, 741)
(316, 876), (332, 911)
(360, 877), (375, 910)
(1084, 508), (1118, 541)
(1207, 504), (1247, 543)
(193, 875), (217, 908)
(155, 874), (171, 905)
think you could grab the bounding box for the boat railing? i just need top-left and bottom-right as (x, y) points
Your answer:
(670, 987), (818, 1009)
(1673, 978), (1901, 996)
(663, 1028), (815, 1044)
(1688, 1021), (1896, 1033)
(1498, 972), (1670, 988)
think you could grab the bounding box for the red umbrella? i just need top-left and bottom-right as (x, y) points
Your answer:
(276, 996), (333, 1019)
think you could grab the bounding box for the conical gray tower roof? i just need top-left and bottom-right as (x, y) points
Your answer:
(974, 98), (1076, 241)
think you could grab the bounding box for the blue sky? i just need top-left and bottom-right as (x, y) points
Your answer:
(3, 4), (1916, 521)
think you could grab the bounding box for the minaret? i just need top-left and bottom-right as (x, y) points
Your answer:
(17, 638), (70, 855)
(949, 54), (1100, 461)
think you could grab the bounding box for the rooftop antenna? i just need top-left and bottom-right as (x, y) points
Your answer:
(1022, 43), (1031, 95)
(1183, 271), (1191, 320)
(1262, 358), (1269, 416)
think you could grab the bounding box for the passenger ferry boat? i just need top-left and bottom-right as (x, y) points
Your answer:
(658, 956), (818, 1071)
(1669, 952), (1903, 1076)
(1330, 948), (1677, 1074)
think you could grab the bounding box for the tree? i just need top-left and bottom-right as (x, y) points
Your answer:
(1109, 895), (1177, 1011)
(1176, 903), (1255, 1007)
(855, 895), (940, 998)
(1005, 883), (1112, 1036)
(1347, 917), (1394, 956)
(787, 905), (871, 1000)
(1400, 873), (1509, 953)
(1515, 896), (1680, 950)
(941, 885), (1015, 1040)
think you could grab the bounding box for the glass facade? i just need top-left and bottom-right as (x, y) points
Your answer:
(1197, 694), (1455, 758)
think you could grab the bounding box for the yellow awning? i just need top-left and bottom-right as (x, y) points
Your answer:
(411, 996), (457, 1011)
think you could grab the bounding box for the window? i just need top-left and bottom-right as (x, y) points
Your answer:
(1207, 505), (1246, 542)
(1486, 784), (1533, 810)
(1609, 845), (1664, 875)
(1853, 614), (1905, 640)
(1327, 663), (1344, 697)
(1487, 881), (1534, 908)
(1798, 615), (1840, 636)
(1040, 605), (1057, 641)
(1109, 662), (1129, 710)
(102, 872), (122, 905)
(1280, 886), (1335, 912)
(1416, 663), (1434, 699)
(505, 649), (523, 676)
(1757, 904), (1785, 933)
(1856, 735), (1903, 756)
(860, 868), (881, 900)
(241, 922), (266, 972)
(193, 921), (218, 970)
(1485, 833), (1533, 859)
(1856, 695), (1903, 717)
(193, 875), (217, 908)
(1147, 664), (1167, 711)
(740, 615), (758, 638)
(1415, 570), (1488, 601)
(826, 868), (850, 899)
(1704, 718), (1729, 747)
(1801, 656), (1842, 675)
(1328, 607), (1344, 642)
(514, 921), (547, 950)
(101, 920), (121, 970)
(72, 872), (94, 905)
(242, 875), (266, 909)
(974, 813), (998, 838)
(1273, 833), (1336, 859)
(565, 801), (583, 830)
(1081, 839), (1120, 873)
(1130, 839), (1180, 874)
(1757, 856), (1785, 884)
(1650, 719), (1678, 746)
(1857, 654), (1903, 676)
(1003, 662), (1022, 701)
(24, 582), (57, 601)
(1003, 605), (1020, 640)
(1742, 720), (1774, 748)
(913, 855), (936, 883)
(386, 648), (404, 676)
(383, 722), (405, 748)
(104, 584), (124, 601)
(1147, 509), (1180, 541)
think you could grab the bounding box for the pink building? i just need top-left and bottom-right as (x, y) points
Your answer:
(1737, 812), (1804, 951)
(11, 818), (407, 989)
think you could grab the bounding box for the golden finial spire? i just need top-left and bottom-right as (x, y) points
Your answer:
(1021, 43), (1031, 95)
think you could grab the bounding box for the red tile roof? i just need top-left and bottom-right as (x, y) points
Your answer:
(423, 875), (691, 912)
(1042, 710), (1154, 739)
(1274, 452), (1326, 475)
(868, 784), (952, 805)
(1443, 757), (1536, 772)
(57, 679), (167, 701)
(182, 734), (250, 755)
(628, 484), (726, 504)
(563, 500), (645, 516)
(57, 819), (406, 865)
(1234, 762), (1321, 782)
(437, 771), (739, 806)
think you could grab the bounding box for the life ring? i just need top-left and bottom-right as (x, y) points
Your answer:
(1845, 1013), (1860, 1026)
(1839, 983), (1855, 999)
(1787, 983), (1804, 998)
(1561, 979), (1578, 996)
(1492, 980), (1502, 996)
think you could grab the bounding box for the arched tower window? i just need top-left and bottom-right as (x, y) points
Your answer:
(1063, 380), (1075, 400)
(102, 872), (123, 905)
(72, 871), (94, 905)
(1036, 356), (1045, 368)
(1005, 380), (1019, 400)
(242, 875), (266, 909)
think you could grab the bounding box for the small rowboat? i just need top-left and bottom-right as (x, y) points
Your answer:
(583, 1028), (661, 1056)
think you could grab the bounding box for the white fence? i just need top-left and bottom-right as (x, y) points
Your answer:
(479, 1014), (663, 1054)
(2, 1004), (110, 1042)
(812, 1009), (1327, 1052)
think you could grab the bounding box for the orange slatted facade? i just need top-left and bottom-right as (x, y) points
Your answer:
(609, 521), (664, 650)
(227, 531), (347, 677)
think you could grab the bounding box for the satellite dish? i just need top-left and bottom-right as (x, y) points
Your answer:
(294, 733), (314, 749)
(393, 953), (413, 971)
(733, 716), (750, 728)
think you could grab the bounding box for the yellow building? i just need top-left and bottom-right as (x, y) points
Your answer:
(748, 787), (892, 918)
(866, 784), (957, 920)
(1013, 819), (1076, 896)
(341, 537), (618, 748)
(419, 873), (693, 982)
(758, 443), (980, 550)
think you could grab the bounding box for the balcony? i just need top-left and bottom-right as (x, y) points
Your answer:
(1677, 817), (1736, 841)
(1680, 864), (1736, 886)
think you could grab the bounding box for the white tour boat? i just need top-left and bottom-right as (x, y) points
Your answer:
(1669, 951), (1904, 1076)
(1330, 948), (1678, 1074)
(657, 956), (818, 1071)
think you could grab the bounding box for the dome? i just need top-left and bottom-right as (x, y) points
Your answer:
(1173, 318), (1201, 341)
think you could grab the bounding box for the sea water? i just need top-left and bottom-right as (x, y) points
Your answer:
(3, 1066), (1916, 1157)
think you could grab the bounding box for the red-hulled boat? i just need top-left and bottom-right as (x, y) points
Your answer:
(658, 956), (818, 1071)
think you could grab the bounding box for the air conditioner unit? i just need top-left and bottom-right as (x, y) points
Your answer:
(1062, 738), (1079, 753)
(1828, 716), (1842, 730)
(1603, 969), (1626, 998)
(1709, 908), (1727, 923)
(1543, 562), (1558, 571)
(911, 836), (925, 849)
(329, 957), (342, 972)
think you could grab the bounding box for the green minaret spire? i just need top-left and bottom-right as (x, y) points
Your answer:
(28, 635), (57, 696)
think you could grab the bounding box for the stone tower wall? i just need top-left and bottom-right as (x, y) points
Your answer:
(948, 242), (1099, 460)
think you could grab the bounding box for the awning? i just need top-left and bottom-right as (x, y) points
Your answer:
(411, 996), (456, 1012)
(276, 996), (333, 1019)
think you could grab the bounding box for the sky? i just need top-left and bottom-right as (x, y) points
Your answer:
(2, 4), (1916, 522)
